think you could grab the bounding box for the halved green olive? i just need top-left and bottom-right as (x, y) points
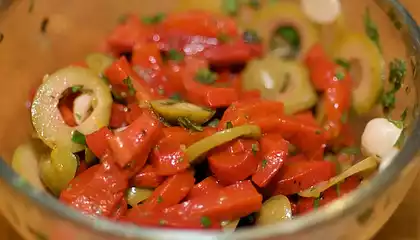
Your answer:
(11, 139), (49, 191)
(249, 1), (320, 59)
(39, 146), (79, 196)
(85, 53), (115, 77)
(125, 187), (153, 206)
(242, 56), (317, 115)
(256, 194), (292, 226)
(31, 67), (112, 152)
(150, 99), (215, 124)
(333, 34), (385, 115)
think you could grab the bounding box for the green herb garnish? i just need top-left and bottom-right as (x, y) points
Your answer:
(261, 159), (268, 169)
(251, 143), (259, 155)
(200, 216), (212, 228)
(169, 92), (182, 101)
(207, 118), (220, 128)
(340, 147), (360, 155)
(313, 197), (321, 209)
(225, 121), (233, 129)
(335, 58), (351, 70)
(142, 13), (166, 24)
(401, 108), (408, 122)
(364, 8), (381, 51)
(381, 59), (407, 114)
(222, 0), (240, 16)
(387, 9), (402, 30)
(71, 130), (86, 145)
(195, 68), (218, 85)
(71, 85), (83, 93)
(159, 219), (167, 226)
(274, 26), (300, 50)
(178, 117), (204, 132)
(166, 49), (184, 62)
(340, 112), (348, 124)
(122, 77), (136, 96)
(248, 0), (260, 9)
(336, 182), (341, 196)
(335, 71), (345, 81)
(217, 33), (231, 43)
(387, 118), (404, 129)
(157, 195), (164, 203)
(243, 29), (261, 44)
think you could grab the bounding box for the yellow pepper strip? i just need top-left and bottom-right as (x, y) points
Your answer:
(125, 187), (154, 207)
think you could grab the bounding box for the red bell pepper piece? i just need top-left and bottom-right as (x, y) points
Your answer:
(202, 41), (263, 66)
(125, 103), (143, 123)
(108, 111), (163, 171)
(110, 103), (128, 128)
(296, 176), (360, 214)
(150, 127), (210, 176)
(266, 155), (336, 196)
(293, 111), (319, 127)
(208, 139), (260, 185)
(123, 206), (221, 229)
(252, 134), (289, 188)
(106, 15), (155, 54)
(181, 58), (239, 107)
(186, 176), (223, 200)
(86, 127), (113, 158)
(165, 180), (262, 222)
(110, 198), (128, 220)
(59, 160), (128, 217)
(141, 171), (195, 211)
(131, 164), (165, 188)
(160, 10), (238, 38)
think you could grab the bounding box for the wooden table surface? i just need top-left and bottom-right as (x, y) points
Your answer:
(1, 0), (420, 239)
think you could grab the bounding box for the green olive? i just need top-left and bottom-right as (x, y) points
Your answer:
(125, 187), (153, 206)
(39, 147), (79, 196)
(11, 140), (49, 191)
(333, 34), (385, 115)
(150, 99), (215, 124)
(256, 194), (292, 226)
(85, 53), (115, 77)
(249, 1), (320, 60)
(31, 67), (112, 152)
(242, 57), (317, 115)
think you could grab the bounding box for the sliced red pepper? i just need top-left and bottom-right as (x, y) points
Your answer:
(123, 206), (221, 229)
(151, 127), (210, 176)
(296, 176), (361, 214)
(156, 32), (218, 56)
(59, 160), (128, 217)
(108, 111), (163, 171)
(165, 180), (262, 222)
(202, 40), (263, 66)
(252, 134), (289, 188)
(266, 156), (336, 196)
(110, 198), (128, 220)
(58, 93), (78, 127)
(293, 111), (319, 127)
(218, 99), (285, 130)
(181, 57), (239, 107)
(186, 176), (223, 200)
(110, 103), (128, 128)
(141, 171), (195, 211)
(208, 139), (260, 185)
(162, 61), (187, 97)
(131, 164), (165, 188)
(86, 127), (113, 158)
(161, 10), (238, 38)
(106, 14), (155, 54)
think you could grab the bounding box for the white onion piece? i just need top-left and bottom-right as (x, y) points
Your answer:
(73, 93), (94, 125)
(301, 0), (341, 24)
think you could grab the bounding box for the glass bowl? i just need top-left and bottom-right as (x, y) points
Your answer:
(0, 0), (419, 239)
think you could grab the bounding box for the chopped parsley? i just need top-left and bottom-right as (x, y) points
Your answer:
(394, 128), (406, 148)
(335, 58), (351, 71)
(142, 13), (166, 25)
(195, 68), (218, 85)
(340, 112), (348, 124)
(40, 17), (49, 34)
(336, 182), (341, 196)
(75, 113), (82, 121)
(122, 77), (136, 96)
(166, 49), (184, 62)
(335, 70), (345, 81)
(200, 216), (212, 228)
(387, 9), (402, 30)
(248, 0), (260, 9)
(157, 195), (164, 203)
(71, 130), (86, 145)
(225, 121), (233, 129)
(261, 159), (268, 169)
(313, 196), (321, 209)
(222, 0), (240, 16)
(315, 130), (321, 135)
(340, 147), (360, 155)
(381, 59), (407, 114)
(207, 118), (220, 128)
(387, 118), (404, 129)
(243, 29), (261, 44)
(71, 85), (83, 93)
(169, 92), (182, 101)
(217, 33), (231, 43)
(159, 219), (167, 226)
(364, 8), (381, 52)
(251, 143), (259, 155)
(274, 26), (300, 50)
(401, 108), (408, 122)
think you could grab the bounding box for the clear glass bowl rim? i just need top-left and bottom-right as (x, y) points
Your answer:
(1, 0), (420, 239)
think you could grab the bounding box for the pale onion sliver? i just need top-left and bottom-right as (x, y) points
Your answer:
(298, 156), (379, 198)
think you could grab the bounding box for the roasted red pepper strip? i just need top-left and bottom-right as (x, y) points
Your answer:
(266, 155), (336, 196)
(305, 44), (352, 139)
(141, 171), (195, 211)
(218, 99), (285, 130)
(86, 127), (113, 158)
(186, 176), (223, 200)
(296, 176), (361, 214)
(151, 127), (211, 176)
(181, 58), (239, 107)
(293, 111), (319, 127)
(106, 14), (155, 54)
(60, 160), (128, 217)
(250, 115), (326, 160)
(123, 206), (221, 229)
(202, 40), (263, 66)
(108, 111), (163, 171)
(209, 139), (260, 185)
(252, 134), (289, 188)
(110, 103), (129, 128)
(160, 10), (238, 38)
(165, 180), (262, 222)
(131, 164), (165, 188)
(110, 198), (128, 220)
